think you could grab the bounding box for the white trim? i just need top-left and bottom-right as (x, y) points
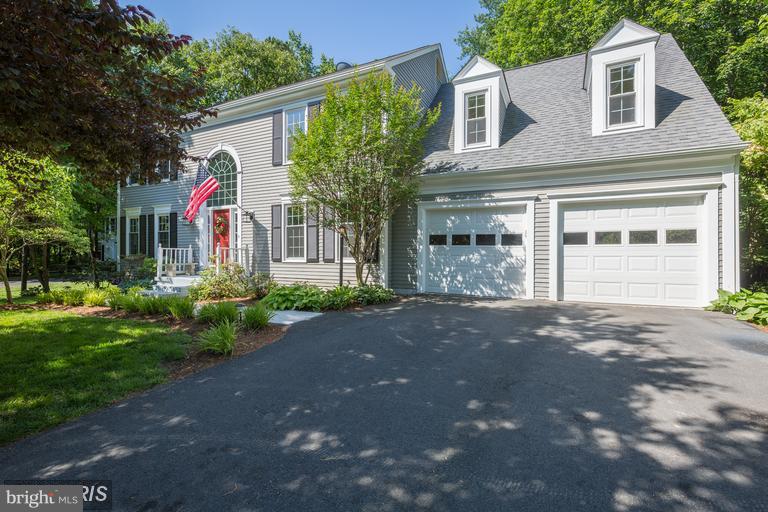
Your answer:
(283, 103), (308, 165)
(721, 158), (739, 291)
(154, 212), (171, 255)
(202, 144), (243, 265)
(380, 219), (390, 287)
(282, 201), (307, 263)
(416, 197), (534, 299)
(125, 210), (141, 256)
(464, 89), (490, 149)
(152, 205), (171, 215)
(548, 188), (719, 306)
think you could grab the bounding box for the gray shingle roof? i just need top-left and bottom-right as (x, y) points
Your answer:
(423, 35), (743, 174)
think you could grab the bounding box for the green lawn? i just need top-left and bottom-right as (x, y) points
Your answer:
(0, 308), (191, 444)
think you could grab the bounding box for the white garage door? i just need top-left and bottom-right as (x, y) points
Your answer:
(424, 206), (527, 297)
(561, 196), (706, 307)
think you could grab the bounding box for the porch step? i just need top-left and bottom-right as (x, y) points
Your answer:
(151, 275), (202, 297)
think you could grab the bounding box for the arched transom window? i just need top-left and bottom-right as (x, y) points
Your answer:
(207, 151), (238, 207)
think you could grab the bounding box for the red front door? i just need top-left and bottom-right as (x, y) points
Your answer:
(212, 209), (230, 251)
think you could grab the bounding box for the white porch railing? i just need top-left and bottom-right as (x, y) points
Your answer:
(156, 244), (195, 279)
(214, 243), (251, 274)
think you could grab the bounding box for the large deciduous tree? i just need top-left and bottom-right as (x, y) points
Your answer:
(288, 72), (440, 285)
(161, 28), (337, 109)
(727, 94), (768, 285)
(457, 0), (768, 104)
(0, 0), (214, 185)
(0, 151), (88, 303)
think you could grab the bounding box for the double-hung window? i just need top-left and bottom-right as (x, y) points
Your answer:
(285, 204), (305, 260)
(157, 214), (170, 248)
(285, 107), (306, 161)
(465, 91), (487, 146)
(128, 217), (140, 255)
(607, 62), (636, 127)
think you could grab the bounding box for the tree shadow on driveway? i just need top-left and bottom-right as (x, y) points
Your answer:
(1, 297), (767, 511)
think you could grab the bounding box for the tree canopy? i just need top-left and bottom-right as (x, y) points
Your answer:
(288, 72), (440, 285)
(161, 28), (336, 109)
(0, 0), (214, 185)
(457, 0), (768, 103)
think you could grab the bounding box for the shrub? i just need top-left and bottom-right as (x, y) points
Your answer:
(37, 292), (54, 304)
(261, 283), (325, 311)
(139, 257), (157, 277)
(188, 265), (276, 300)
(137, 295), (168, 316)
(322, 285), (356, 310)
(198, 320), (237, 356)
(197, 301), (239, 325)
(353, 284), (395, 306)
(241, 303), (274, 330)
(119, 293), (143, 314)
(166, 296), (195, 320)
(83, 289), (109, 307)
(708, 289), (768, 325)
(48, 288), (86, 306)
(250, 272), (277, 299)
(21, 285), (43, 298)
(118, 278), (154, 292)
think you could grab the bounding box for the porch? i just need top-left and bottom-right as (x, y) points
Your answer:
(155, 244), (251, 279)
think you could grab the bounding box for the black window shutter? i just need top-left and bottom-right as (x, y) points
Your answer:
(170, 161), (178, 181)
(323, 206), (335, 263)
(271, 204), (282, 261)
(139, 215), (147, 255)
(169, 212), (178, 248)
(272, 111), (283, 166)
(120, 216), (126, 257)
(147, 214), (155, 257)
(307, 206), (319, 263)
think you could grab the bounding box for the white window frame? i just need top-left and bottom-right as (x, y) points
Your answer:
(127, 215), (140, 256)
(464, 89), (489, 148)
(283, 105), (308, 165)
(283, 202), (307, 262)
(605, 60), (639, 130)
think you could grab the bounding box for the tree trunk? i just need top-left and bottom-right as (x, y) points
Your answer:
(0, 264), (12, 304)
(20, 246), (29, 292)
(355, 260), (365, 286)
(89, 229), (100, 288)
(36, 244), (50, 293)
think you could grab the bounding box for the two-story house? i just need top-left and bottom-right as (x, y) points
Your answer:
(110, 19), (745, 308)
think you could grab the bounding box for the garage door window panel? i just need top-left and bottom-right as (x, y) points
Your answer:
(429, 234), (447, 246)
(629, 230), (657, 244)
(500, 233), (523, 246)
(475, 234), (496, 246)
(452, 234), (471, 246)
(595, 231), (622, 245)
(563, 232), (588, 245)
(666, 229), (697, 244)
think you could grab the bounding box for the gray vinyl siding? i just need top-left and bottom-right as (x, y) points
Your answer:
(393, 49), (444, 112)
(119, 178), (198, 258)
(533, 196), (550, 299)
(390, 201), (418, 290)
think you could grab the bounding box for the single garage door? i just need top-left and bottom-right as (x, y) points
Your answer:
(561, 196), (706, 307)
(425, 206), (527, 297)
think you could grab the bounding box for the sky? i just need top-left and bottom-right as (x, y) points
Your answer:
(141, 0), (482, 76)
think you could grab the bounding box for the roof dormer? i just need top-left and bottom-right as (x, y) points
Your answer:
(584, 19), (660, 136)
(452, 56), (510, 154)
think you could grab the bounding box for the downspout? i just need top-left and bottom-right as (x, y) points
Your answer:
(116, 180), (121, 272)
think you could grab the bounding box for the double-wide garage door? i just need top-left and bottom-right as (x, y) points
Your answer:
(425, 206), (526, 297)
(561, 196), (706, 307)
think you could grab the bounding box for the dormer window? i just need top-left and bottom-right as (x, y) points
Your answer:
(465, 91), (487, 146)
(607, 62), (637, 127)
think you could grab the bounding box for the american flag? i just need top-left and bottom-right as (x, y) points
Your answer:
(184, 162), (220, 223)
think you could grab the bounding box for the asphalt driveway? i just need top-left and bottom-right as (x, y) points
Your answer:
(2, 297), (768, 511)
